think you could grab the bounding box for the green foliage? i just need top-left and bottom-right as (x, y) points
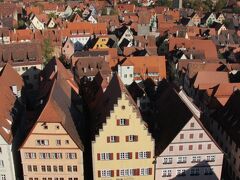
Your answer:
(155, 0), (172, 7)
(102, 8), (108, 15)
(233, 7), (240, 14)
(48, 12), (57, 19)
(110, 9), (118, 15)
(42, 39), (54, 65)
(215, 0), (227, 12)
(17, 19), (25, 29)
(132, 0), (142, 7)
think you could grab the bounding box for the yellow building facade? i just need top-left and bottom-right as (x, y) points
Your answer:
(91, 75), (155, 180)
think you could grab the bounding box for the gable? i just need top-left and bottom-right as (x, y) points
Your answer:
(21, 122), (78, 149)
(93, 92), (153, 148)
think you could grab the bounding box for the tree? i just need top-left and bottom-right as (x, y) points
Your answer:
(215, 0), (227, 12)
(42, 39), (54, 65)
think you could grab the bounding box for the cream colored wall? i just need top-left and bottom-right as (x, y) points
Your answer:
(20, 122), (84, 180)
(93, 37), (109, 49)
(92, 93), (154, 180)
(156, 117), (223, 180)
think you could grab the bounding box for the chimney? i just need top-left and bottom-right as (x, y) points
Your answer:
(176, 30), (179, 37)
(227, 33), (230, 40)
(138, 42), (142, 47)
(137, 97), (141, 108)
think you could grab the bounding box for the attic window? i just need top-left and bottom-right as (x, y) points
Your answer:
(190, 123), (194, 128)
(121, 105), (125, 110)
(56, 125), (60, 129)
(43, 125), (48, 129)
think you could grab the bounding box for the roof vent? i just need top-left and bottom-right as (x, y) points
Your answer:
(2, 127), (10, 134)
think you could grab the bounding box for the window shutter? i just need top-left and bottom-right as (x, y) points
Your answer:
(117, 119), (120, 126)
(126, 136), (129, 142)
(97, 153), (100, 160)
(126, 119), (129, 125)
(135, 152), (138, 159)
(117, 153), (119, 160)
(110, 153), (113, 160)
(135, 135), (138, 141)
(147, 151), (151, 158)
(136, 168), (140, 175)
(129, 152), (132, 159)
(117, 170), (119, 176)
(107, 136), (110, 143)
(116, 136), (120, 142)
(111, 170), (114, 177)
(149, 168), (152, 175)
(98, 170), (101, 177)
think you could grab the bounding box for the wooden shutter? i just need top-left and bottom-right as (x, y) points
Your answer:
(147, 151), (151, 158)
(111, 170), (114, 177)
(116, 136), (120, 142)
(117, 153), (119, 160)
(97, 153), (100, 160)
(126, 136), (129, 142)
(117, 170), (119, 176)
(107, 136), (110, 143)
(117, 119), (120, 126)
(110, 153), (113, 160)
(135, 152), (138, 159)
(135, 135), (138, 142)
(126, 119), (129, 125)
(149, 168), (152, 175)
(129, 152), (132, 159)
(136, 168), (140, 176)
(98, 170), (101, 177)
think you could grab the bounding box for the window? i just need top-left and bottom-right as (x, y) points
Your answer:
(177, 169), (186, 176)
(73, 166), (77, 172)
(41, 166), (46, 172)
(126, 135), (138, 142)
(179, 145), (183, 151)
(190, 168), (200, 176)
(99, 170), (113, 177)
(189, 134), (194, 139)
(163, 157), (172, 164)
(140, 168), (150, 176)
(190, 123), (194, 128)
(162, 169), (172, 177)
(177, 156), (187, 163)
(59, 166), (63, 172)
(121, 105), (125, 110)
(192, 156), (201, 163)
(199, 133), (203, 138)
(180, 134), (184, 139)
(198, 144), (202, 150)
(189, 145), (193, 150)
(53, 166), (58, 172)
(204, 167), (213, 175)
(137, 151), (150, 159)
(206, 155), (215, 162)
(124, 74), (127, 78)
(107, 136), (119, 143)
(207, 144), (212, 149)
(119, 169), (134, 176)
(0, 148), (2, 153)
(67, 166), (72, 172)
(98, 153), (112, 160)
(27, 165), (32, 172)
(0, 175), (6, 180)
(47, 166), (51, 172)
(65, 140), (69, 144)
(36, 139), (49, 146)
(117, 119), (129, 126)
(118, 152), (132, 160)
(66, 153), (77, 159)
(33, 165), (37, 172)
(25, 153), (36, 159)
(169, 146), (173, 151)
(56, 140), (61, 146)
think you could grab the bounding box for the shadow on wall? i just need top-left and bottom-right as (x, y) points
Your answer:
(171, 160), (219, 180)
